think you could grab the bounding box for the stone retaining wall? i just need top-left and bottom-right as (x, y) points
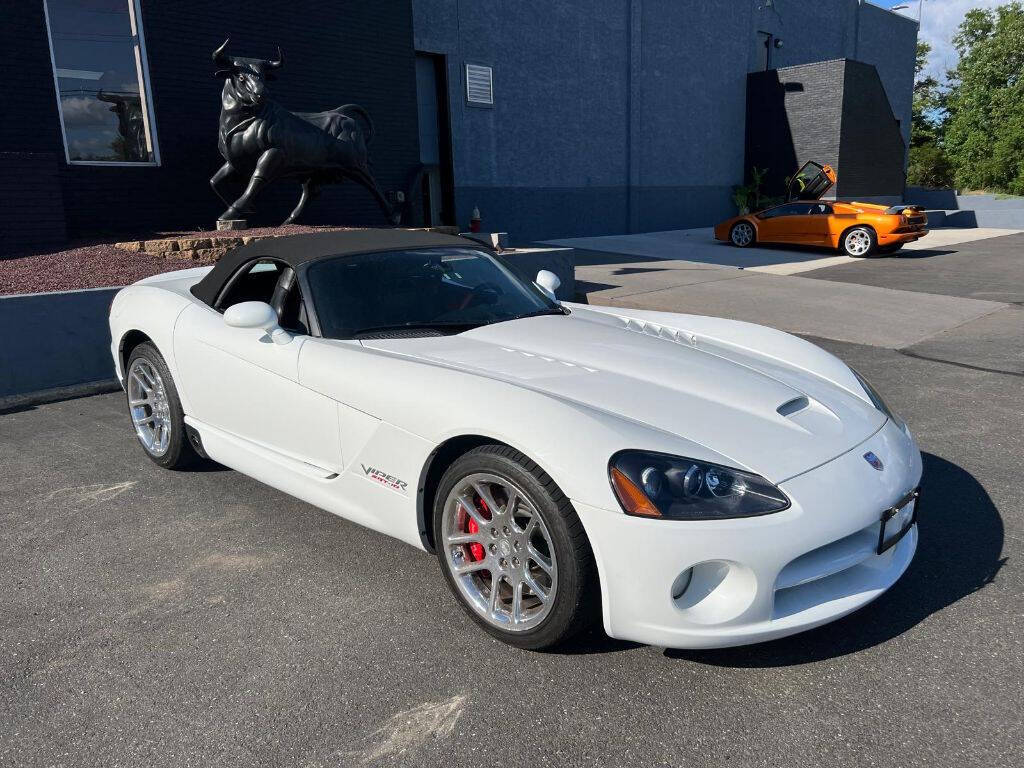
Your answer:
(113, 226), (461, 261)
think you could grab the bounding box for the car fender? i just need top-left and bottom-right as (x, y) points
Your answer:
(109, 285), (194, 409)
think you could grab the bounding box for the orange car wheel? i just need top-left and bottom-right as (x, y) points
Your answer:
(730, 221), (756, 248)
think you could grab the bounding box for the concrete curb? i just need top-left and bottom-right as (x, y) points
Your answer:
(0, 379), (122, 413)
(0, 286), (120, 399)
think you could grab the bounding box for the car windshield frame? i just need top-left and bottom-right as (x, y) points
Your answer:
(301, 246), (564, 340)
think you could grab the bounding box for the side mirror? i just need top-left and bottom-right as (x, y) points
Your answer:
(535, 270), (561, 302)
(223, 301), (292, 345)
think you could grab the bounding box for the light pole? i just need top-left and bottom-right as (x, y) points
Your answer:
(892, 0), (926, 24)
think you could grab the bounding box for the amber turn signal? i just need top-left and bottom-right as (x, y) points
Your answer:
(610, 467), (662, 518)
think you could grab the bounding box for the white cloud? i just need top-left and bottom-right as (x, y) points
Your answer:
(892, 0), (1007, 81)
(60, 95), (114, 126)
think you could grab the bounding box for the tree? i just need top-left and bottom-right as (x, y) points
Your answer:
(907, 144), (954, 188)
(911, 41), (941, 148)
(907, 41), (954, 187)
(943, 3), (1024, 194)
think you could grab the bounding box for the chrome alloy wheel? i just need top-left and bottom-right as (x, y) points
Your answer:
(441, 472), (558, 631)
(127, 358), (172, 457)
(845, 228), (873, 256)
(731, 221), (755, 246)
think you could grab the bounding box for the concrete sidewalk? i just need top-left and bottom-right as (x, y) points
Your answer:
(577, 261), (1007, 350)
(547, 226), (1022, 275)
(567, 229), (1021, 372)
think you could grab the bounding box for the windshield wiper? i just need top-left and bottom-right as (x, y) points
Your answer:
(352, 321), (479, 338)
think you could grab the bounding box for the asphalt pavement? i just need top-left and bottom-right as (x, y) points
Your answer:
(1, 233), (1022, 767)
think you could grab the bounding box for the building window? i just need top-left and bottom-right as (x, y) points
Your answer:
(43, 0), (160, 165)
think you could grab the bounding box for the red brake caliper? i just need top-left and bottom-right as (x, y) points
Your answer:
(465, 495), (490, 562)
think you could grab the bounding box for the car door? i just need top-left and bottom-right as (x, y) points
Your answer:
(803, 202), (834, 246)
(755, 203), (810, 244)
(174, 259), (342, 473)
(787, 161), (836, 202)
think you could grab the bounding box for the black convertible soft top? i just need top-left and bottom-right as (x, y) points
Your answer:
(190, 229), (478, 306)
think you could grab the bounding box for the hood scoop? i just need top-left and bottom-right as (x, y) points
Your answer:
(777, 395), (844, 436)
(777, 397), (809, 417)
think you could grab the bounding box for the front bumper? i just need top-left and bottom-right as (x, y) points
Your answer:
(576, 418), (922, 648)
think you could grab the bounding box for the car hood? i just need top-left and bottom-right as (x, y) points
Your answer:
(362, 309), (885, 483)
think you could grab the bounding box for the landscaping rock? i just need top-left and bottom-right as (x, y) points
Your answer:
(142, 239), (179, 254)
(175, 237), (213, 251)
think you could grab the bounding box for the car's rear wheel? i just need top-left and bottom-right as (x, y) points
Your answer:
(730, 221), (756, 248)
(125, 342), (197, 470)
(433, 445), (598, 650)
(841, 226), (877, 257)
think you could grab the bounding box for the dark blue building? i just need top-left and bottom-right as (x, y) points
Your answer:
(413, 0), (918, 241)
(1, 1), (916, 255)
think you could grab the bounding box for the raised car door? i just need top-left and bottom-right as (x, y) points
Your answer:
(787, 162), (836, 202)
(174, 260), (342, 473)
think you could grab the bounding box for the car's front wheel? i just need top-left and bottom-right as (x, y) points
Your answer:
(841, 226), (877, 257)
(125, 342), (197, 470)
(433, 445), (598, 650)
(730, 221), (756, 248)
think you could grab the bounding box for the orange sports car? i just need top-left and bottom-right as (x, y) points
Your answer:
(714, 162), (928, 257)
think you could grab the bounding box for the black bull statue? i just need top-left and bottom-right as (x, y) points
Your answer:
(209, 39), (398, 225)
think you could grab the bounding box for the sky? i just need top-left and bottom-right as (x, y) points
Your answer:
(875, 0), (1008, 80)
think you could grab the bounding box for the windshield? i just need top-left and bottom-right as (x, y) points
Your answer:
(306, 247), (562, 339)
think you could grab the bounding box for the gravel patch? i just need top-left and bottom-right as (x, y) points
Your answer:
(0, 225), (354, 295)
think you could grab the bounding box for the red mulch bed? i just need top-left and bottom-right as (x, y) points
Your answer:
(0, 225), (354, 295)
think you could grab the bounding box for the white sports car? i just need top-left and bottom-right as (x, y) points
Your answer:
(109, 230), (921, 650)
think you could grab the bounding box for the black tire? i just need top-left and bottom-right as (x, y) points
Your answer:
(433, 444), (599, 650)
(877, 243), (904, 255)
(729, 220), (756, 248)
(125, 342), (198, 470)
(840, 225), (878, 257)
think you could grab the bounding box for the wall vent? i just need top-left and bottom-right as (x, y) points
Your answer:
(465, 64), (493, 105)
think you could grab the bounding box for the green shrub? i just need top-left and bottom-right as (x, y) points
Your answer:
(907, 143), (955, 189)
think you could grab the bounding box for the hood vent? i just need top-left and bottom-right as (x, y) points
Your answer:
(499, 347), (599, 374)
(616, 315), (698, 347)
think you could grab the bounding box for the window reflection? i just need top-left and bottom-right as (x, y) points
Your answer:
(45, 0), (157, 163)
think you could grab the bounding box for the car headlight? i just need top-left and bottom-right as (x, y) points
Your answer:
(608, 450), (790, 520)
(850, 368), (906, 431)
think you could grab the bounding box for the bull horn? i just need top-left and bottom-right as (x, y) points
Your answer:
(212, 38), (231, 66)
(267, 46), (283, 69)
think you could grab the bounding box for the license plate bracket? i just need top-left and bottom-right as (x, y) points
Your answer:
(877, 487), (920, 555)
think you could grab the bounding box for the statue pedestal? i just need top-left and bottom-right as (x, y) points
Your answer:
(216, 219), (248, 231)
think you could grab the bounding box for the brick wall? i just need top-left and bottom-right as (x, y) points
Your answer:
(839, 61), (906, 198)
(745, 59), (905, 200)
(745, 61), (845, 198)
(0, 153), (68, 256)
(2, 0), (420, 248)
